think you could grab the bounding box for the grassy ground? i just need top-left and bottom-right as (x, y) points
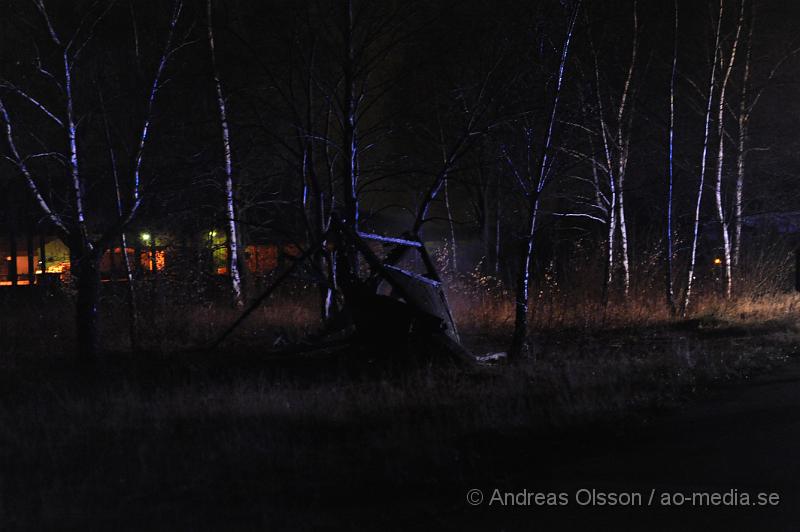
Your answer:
(1, 288), (799, 530)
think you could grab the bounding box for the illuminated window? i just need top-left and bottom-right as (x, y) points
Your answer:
(46, 261), (69, 273)
(140, 250), (166, 271)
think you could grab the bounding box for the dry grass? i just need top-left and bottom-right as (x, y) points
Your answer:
(3, 315), (795, 529)
(2, 280), (800, 529)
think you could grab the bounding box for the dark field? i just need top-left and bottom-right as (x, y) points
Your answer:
(2, 288), (799, 530)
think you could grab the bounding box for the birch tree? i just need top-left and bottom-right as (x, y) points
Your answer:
(713, 0), (744, 299)
(731, 3), (800, 270)
(230, 6), (339, 321)
(683, 0), (723, 315)
(589, 1), (639, 301)
(0, 1), (183, 359)
(506, 2), (580, 360)
(207, 0), (244, 306)
(665, 0), (678, 315)
(239, 0), (417, 319)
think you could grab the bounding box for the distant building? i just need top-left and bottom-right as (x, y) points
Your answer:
(0, 229), (300, 287)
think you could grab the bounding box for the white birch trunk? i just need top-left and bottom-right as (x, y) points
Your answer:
(63, 52), (89, 249)
(3, 1), (183, 359)
(591, 3), (636, 301)
(734, 17), (753, 269)
(683, 0), (723, 315)
(593, 53), (616, 300)
(665, 0), (678, 314)
(606, 184), (617, 301)
(509, 4), (579, 359)
(208, 0), (243, 305)
(616, 170), (630, 296)
(0, 100), (68, 234)
(714, 2), (744, 300)
(615, 4), (637, 298)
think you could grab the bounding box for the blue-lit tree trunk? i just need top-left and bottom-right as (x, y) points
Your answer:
(734, 18), (753, 272)
(337, 0), (361, 294)
(732, 5), (800, 273)
(508, 3), (579, 360)
(590, 1), (638, 302)
(683, 0), (723, 316)
(207, 0), (244, 306)
(713, 0), (744, 300)
(0, 2), (182, 360)
(665, 0), (678, 315)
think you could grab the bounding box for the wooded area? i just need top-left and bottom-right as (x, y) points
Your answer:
(1, 0), (800, 360)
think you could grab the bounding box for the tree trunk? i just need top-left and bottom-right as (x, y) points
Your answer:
(119, 233), (138, 350)
(734, 119), (747, 269)
(615, 4), (637, 300)
(734, 14), (753, 270)
(666, 0), (678, 315)
(508, 4), (578, 360)
(683, 0), (723, 315)
(74, 251), (101, 361)
(713, 0), (744, 300)
(444, 178), (458, 273)
(604, 185), (617, 304)
(617, 172), (631, 297)
(207, 0), (243, 306)
(510, 196), (540, 359)
(337, 0), (360, 293)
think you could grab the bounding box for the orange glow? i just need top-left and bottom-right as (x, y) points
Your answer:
(140, 250), (166, 271)
(4, 256), (11, 261)
(713, 258), (722, 265)
(46, 262), (69, 273)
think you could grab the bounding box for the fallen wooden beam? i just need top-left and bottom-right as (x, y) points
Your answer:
(357, 231), (423, 248)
